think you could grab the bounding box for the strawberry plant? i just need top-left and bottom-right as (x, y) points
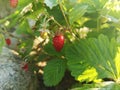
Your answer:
(1, 0), (120, 89)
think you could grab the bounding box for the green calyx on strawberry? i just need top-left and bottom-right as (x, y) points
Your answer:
(10, 0), (18, 8)
(5, 38), (11, 46)
(53, 34), (65, 52)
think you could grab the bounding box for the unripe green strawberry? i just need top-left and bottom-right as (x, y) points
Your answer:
(10, 0), (18, 8)
(53, 34), (64, 52)
(5, 38), (11, 46)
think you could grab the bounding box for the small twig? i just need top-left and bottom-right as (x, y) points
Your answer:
(97, 17), (101, 32)
(0, 27), (19, 39)
(58, 0), (70, 28)
(51, 16), (62, 27)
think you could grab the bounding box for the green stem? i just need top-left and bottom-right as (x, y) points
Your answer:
(0, 11), (20, 24)
(51, 17), (62, 27)
(97, 17), (101, 32)
(0, 27), (19, 39)
(58, 0), (70, 28)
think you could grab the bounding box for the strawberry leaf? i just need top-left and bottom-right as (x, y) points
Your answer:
(43, 59), (66, 86)
(71, 81), (120, 90)
(69, 3), (88, 24)
(66, 34), (120, 81)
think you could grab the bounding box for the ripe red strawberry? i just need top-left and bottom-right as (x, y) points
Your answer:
(53, 34), (64, 52)
(10, 0), (18, 8)
(22, 63), (28, 72)
(5, 38), (11, 46)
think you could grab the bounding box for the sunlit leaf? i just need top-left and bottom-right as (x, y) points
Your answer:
(77, 68), (97, 82)
(17, 0), (34, 10)
(69, 4), (88, 24)
(66, 34), (120, 82)
(70, 81), (120, 90)
(115, 47), (120, 78)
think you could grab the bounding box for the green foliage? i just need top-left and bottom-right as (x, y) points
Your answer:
(1, 0), (120, 89)
(17, 21), (33, 36)
(69, 3), (88, 24)
(66, 34), (120, 81)
(77, 68), (98, 82)
(0, 34), (5, 53)
(16, 19), (33, 35)
(46, 5), (66, 25)
(17, 0), (34, 10)
(43, 59), (66, 86)
(28, 2), (45, 19)
(71, 81), (120, 90)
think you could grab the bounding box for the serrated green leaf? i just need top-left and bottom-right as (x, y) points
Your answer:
(43, 59), (66, 86)
(63, 0), (79, 11)
(84, 20), (97, 28)
(44, 0), (58, 9)
(77, 68), (97, 82)
(71, 81), (120, 90)
(46, 5), (66, 25)
(69, 4), (88, 24)
(66, 34), (120, 82)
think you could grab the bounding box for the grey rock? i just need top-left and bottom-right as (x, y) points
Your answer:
(0, 47), (37, 90)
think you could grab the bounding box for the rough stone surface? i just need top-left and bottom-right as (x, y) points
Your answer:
(0, 47), (36, 90)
